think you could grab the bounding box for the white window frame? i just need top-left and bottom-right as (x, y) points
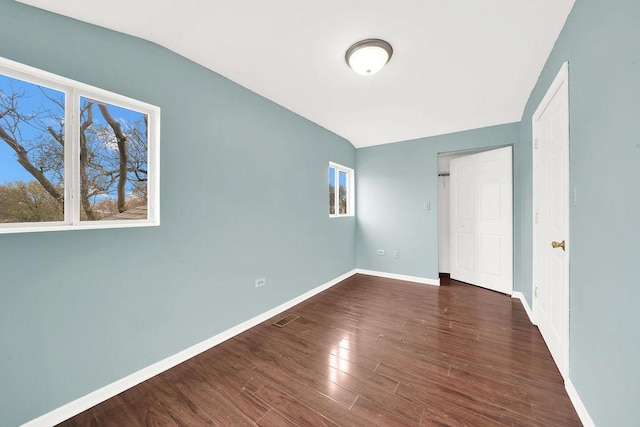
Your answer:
(0, 56), (160, 234)
(329, 161), (354, 218)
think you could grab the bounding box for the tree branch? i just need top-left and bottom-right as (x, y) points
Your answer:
(98, 103), (128, 213)
(47, 126), (64, 146)
(0, 125), (63, 203)
(79, 101), (97, 220)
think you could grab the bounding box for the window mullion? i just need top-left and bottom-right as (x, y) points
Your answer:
(62, 87), (73, 225)
(69, 88), (81, 225)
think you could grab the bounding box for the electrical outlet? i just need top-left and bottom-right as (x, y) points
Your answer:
(377, 249), (385, 256)
(394, 250), (399, 259)
(255, 277), (266, 288)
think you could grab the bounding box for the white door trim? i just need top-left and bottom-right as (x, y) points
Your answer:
(532, 61), (570, 379)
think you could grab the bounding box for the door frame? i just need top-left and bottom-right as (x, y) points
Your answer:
(532, 61), (570, 378)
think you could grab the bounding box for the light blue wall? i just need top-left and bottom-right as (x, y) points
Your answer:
(519, 1), (640, 425)
(355, 123), (521, 281)
(0, 2), (355, 425)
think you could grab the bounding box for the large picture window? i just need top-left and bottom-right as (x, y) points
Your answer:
(0, 57), (159, 233)
(328, 162), (354, 217)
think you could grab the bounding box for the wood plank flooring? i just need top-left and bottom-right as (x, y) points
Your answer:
(57, 274), (582, 426)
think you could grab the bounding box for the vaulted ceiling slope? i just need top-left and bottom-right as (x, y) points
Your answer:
(17, 0), (575, 148)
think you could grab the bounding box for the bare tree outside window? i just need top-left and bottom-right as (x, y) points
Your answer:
(79, 97), (148, 221)
(0, 76), (65, 223)
(338, 170), (347, 214)
(329, 166), (336, 215)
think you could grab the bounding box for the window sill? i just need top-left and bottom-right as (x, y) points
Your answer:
(0, 219), (160, 234)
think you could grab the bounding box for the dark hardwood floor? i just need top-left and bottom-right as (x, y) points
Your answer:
(58, 274), (581, 426)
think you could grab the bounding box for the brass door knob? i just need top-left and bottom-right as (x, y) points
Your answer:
(551, 240), (566, 251)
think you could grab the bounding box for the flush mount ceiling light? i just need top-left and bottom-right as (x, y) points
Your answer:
(345, 38), (393, 76)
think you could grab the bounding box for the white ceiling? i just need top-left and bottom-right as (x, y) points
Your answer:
(17, 0), (575, 148)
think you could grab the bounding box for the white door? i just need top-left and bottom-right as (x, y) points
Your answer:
(532, 62), (570, 378)
(450, 154), (476, 285)
(450, 147), (513, 294)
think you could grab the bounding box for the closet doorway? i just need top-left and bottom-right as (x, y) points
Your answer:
(438, 147), (513, 294)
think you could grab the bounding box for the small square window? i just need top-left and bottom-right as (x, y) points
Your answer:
(328, 162), (354, 217)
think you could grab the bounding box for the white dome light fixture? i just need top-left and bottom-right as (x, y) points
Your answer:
(345, 39), (393, 76)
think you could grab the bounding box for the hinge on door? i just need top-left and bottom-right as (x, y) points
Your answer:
(535, 286), (538, 298)
(535, 212), (539, 224)
(534, 138), (539, 150)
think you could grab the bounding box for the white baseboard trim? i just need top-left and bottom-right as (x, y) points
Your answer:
(22, 269), (358, 427)
(511, 291), (534, 324)
(511, 294), (594, 426)
(566, 378), (595, 427)
(354, 269), (440, 286)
